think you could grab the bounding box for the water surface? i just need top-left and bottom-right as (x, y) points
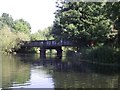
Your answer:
(1, 54), (120, 89)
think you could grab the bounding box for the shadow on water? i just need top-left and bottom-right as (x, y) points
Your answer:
(35, 57), (118, 72)
(72, 61), (120, 75)
(16, 53), (120, 75)
(2, 54), (120, 89)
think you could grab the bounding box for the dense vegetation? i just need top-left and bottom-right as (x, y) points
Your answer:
(52, 1), (120, 47)
(51, 1), (120, 63)
(0, 13), (31, 53)
(0, 13), (53, 53)
(1, 1), (120, 64)
(31, 27), (53, 40)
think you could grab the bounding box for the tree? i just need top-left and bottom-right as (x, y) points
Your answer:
(0, 13), (31, 53)
(0, 25), (30, 53)
(31, 26), (53, 40)
(105, 2), (120, 45)
(14, 19), (31, 34)
(0, 13), (14, 30)
(51, 2), (114, 48)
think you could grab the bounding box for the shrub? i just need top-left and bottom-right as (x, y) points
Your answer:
(66, 50), (75, 57)
(81, 46), (117, 63)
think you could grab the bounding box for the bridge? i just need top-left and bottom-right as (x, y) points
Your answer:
(21, 40), (76, 58)
(23, 40), (73, 47)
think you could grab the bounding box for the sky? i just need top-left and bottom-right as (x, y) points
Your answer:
(0, 0), (57, 33)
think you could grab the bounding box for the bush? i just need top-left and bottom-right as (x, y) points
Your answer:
(66, 50), (75, 57)
(115, 50), (120, 63)
(81, 46), (117, 63)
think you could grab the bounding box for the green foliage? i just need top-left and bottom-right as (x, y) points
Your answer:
(105, 2), (120, 45)
(80, 46), (118, 63)
(105, 2), (120, 22)
(0, 13), (14, 30)
(14, 19), (31, 34)
(0, 26), (30, 53)
(51, 2), (115, 47)
(114, 48), (120, 63)
(31, 27), (53, 40)
(51, 1), (120, 64)
(0, 13), (31, 53)
(66, 50), (75, 57)
(0, 13), (31, 34)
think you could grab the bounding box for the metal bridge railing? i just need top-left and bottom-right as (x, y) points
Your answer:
(23, 40), (73, 47)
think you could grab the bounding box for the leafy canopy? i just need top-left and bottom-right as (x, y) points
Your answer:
(51, 1), (118, 47)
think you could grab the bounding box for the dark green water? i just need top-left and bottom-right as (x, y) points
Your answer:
(1, 54), (120, 89)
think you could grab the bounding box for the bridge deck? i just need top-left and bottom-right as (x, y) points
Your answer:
(23, 40), (74, 47)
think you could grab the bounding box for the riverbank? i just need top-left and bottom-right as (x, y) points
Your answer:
(66, 45), (120, 65)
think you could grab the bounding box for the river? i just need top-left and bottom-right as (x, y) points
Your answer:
(1, 54), (120, 89)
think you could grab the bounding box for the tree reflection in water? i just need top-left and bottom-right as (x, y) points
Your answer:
(2, 54), (30, 89)
(1, 54), (120, 89)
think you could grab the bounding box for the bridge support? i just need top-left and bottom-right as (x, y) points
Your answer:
(56, 47), (62, 59)
(40, 48), (46, 58)
(40, 46), (62, 59)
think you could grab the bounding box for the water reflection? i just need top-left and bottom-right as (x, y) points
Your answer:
(2, 54), (54, 89)
(0, 53), (2, 89)
(2, 54), (30, 89)
(1, 54), (120, 89)
(53, 71), (119, 88)
(11, 66), (54, 88)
